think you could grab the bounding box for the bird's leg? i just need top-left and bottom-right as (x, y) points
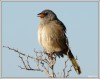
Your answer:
(47, 53), (51, 60)
(53, 53), (56, 60)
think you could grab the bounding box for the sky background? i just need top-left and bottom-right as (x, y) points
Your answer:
(2, 1), (98, 78)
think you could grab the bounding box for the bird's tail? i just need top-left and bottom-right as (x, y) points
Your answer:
(66, 49), (81, 74)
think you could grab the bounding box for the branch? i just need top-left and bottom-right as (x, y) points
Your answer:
(3, 46), (54, 77)
(3, 45), (79, 78)
(3, 46), (34, 59)
(66, 65), (73, 77)
(63, 59), (69, 78)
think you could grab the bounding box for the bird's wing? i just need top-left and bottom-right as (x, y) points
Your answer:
(54, 20), (69, 46)
(48, 20), (69, 47)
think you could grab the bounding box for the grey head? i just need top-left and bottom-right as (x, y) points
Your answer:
(37, 9), (58, 23)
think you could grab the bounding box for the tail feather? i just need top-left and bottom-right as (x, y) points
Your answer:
(66, 49), (81, 74)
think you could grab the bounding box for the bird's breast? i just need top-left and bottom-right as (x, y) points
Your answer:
(38, 23), (66, 53)
(40, 23), (63, 41)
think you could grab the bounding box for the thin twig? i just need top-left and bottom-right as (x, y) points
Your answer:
(19, 53), (28, 69)
(3, 46), (34, 59)
(66, 65), (73, 77)
(63, 59), (69, 78)
(27, 55), (32, 69)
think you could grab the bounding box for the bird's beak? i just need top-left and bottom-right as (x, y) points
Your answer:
(37, 13), (46, 18)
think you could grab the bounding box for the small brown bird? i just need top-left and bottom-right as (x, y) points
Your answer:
(37, 9), (81, 74)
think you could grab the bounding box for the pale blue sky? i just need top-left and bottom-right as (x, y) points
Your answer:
(2, 2), (98, 77)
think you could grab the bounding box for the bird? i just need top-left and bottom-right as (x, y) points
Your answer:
(37, 9), (81, 74)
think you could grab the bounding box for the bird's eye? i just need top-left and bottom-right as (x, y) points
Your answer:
(44, 12), (48, 15)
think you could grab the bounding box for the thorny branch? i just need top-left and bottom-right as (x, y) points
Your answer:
(3, 45), (78, 78)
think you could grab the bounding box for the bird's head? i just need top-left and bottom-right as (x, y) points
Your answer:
(37, 9), (57, 22)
